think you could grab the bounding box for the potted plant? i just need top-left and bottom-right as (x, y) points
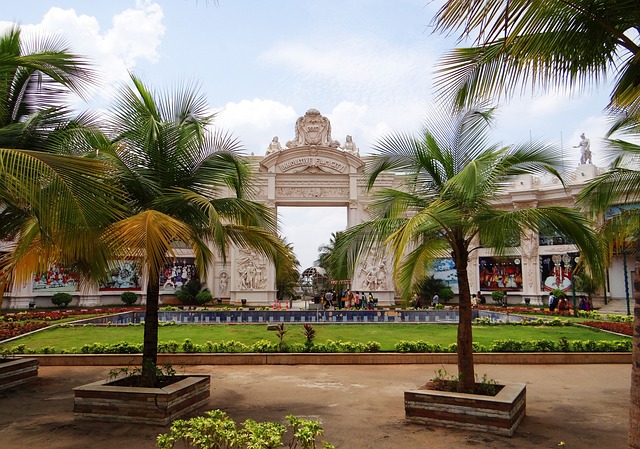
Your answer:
(51, 292), (72, 308)
(0, 348), (39, 391)
(405, 369), (526, 436)
(120, 291), (138, 306)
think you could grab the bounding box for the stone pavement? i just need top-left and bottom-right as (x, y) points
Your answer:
(598, 298), (633, 315)
(0, 363), (630, 449)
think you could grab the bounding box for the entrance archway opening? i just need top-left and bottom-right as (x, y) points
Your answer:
(277, 206), (347, 272)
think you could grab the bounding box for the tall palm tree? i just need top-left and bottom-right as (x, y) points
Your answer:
(0, 25), (95, 152)
(431, 5), (640, 442)
(0, 25), (123, 308)
(100, 74), (287, 384)
(0, 149), (127, 304)
(431, 0), (640, 115)
(334, 106), (603, 392)
(274, 237), (300, 302)
(315, 231), (348, 282)
(577, 135), (640, 445)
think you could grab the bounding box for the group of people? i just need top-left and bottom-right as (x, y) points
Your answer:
(471, 291), (487, 307)
(548, 292), (593, 313)
(321, 290), (376, 310)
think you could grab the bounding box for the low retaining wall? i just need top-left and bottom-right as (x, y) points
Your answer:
(33, 352), (631, 366)
(73, 374), (210, 425)
(405, 383), (527, 436)
(0, 357), (39, 390)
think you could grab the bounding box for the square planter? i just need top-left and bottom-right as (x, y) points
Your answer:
(0, 357), (39, 391)
(74, 374), (210, 425)
(404, 382), (526, 436)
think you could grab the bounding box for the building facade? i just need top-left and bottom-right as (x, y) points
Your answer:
(1, 110), (631, 309)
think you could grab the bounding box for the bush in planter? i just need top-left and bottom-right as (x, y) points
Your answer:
(438, 287), (454, 304)
(175, 279), (212, 305)
(120, 291), (138, 306)
(51, 292), (72, 308)
(491, 290), (505, 305)
(194, 290), (212, 305)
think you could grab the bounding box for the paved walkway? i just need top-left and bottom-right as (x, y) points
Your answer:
(598, 298), (633, 315)
(0, 363), (630, 448)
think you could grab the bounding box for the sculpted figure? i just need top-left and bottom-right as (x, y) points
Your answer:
(343, 135), (359, 155)
(574, 133), (592, 164)
(218, 272), (228, 295)
(266, 136), (282, 155)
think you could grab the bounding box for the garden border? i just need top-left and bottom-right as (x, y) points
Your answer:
(31, 352), (630, 366)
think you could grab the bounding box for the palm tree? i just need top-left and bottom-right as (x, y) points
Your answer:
(577, 136), (640, 445)
(100, 74), (287, 385)
(334, 106), (603, 392)
(431, 5), (640, 442)
(315, 231), (348, 282)
(431, 0), (640, 115)
(274, 237), (300, 302)
(0, 25), (96, 152)
(0, 149), (127, 305)
(0, 26), (124, 308)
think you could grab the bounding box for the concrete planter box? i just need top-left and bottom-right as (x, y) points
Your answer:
(404, 382), (526, 436)
(0, 357), (39, 391)
(74, 374), (210, 425)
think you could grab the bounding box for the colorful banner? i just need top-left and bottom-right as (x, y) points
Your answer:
(427, 258), (459, 293)
(160, 258), (197, 291)
(478, 257), (523, 292)
(100, 261), (142, 290)
(33, 266), (79, 292)
(540, 253), (578, 292)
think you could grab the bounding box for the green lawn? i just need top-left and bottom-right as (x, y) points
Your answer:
(0, 323), (628, 353)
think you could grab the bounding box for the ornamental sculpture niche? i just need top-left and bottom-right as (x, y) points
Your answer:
(286, 109), (341, 149)
(237, 249), (267, 290)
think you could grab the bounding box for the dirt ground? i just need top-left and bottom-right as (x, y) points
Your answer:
(0, 363), (630, 449)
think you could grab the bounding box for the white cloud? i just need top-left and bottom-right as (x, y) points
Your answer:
(214, 99), (298, 154)
(1, 2), (165, 100)
(104, 0), (165, 67)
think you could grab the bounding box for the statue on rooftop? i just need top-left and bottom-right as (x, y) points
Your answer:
(574, 133), (592, 164)
(266, 136), (283, 155)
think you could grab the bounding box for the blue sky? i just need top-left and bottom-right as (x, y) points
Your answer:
(2, 0), (615, 269)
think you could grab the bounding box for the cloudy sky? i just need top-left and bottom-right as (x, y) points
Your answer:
(3, 0), (615, 269)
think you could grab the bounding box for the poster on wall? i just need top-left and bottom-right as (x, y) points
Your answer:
(32, 266), (79, 292)
(99, 261), (142, 290)
(160, 258), (197, 292)
(540, 252), (578, 292)
(478, 257), (523, 291)
(427, 258), (459, 293)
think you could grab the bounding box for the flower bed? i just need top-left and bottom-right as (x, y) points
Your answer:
(581, 321), (633, 336)
(0, 308), (144, 341)
(0, 322), (49, 340)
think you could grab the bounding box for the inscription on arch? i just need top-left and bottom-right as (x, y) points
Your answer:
(278, 156), (347, 173)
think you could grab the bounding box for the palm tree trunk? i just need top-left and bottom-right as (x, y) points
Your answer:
(629, 239), (640, 448)
(455, 253), (475, 393)
(141, 273), (160, 386)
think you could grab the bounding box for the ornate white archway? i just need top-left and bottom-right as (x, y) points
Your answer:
(214, 109), (397, 305)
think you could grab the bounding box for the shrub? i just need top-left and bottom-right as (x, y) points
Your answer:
(51, 292), (72, 308)
(438, 287), (454, 303)
(158, 340), (180, 353)
(120, 291), (138, 306)
(157, 409), (334, 449)
(194, 290), (212, 305)
(175, 279), (208, 305)
(491, 290), (505, 304)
